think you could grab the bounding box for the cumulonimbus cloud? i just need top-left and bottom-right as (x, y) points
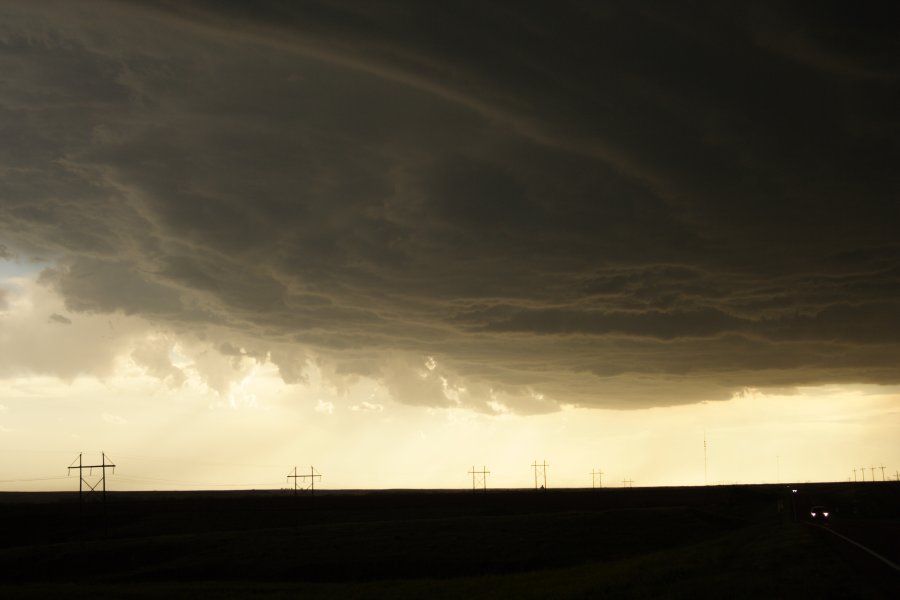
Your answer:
(0, 1), (897, 412)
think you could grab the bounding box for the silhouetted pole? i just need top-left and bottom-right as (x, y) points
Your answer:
(591, 469), (603, 489)
(102, 452), (108, 504)
(78, 453), (83, 510)
(852, 467), (857, 482)
(101, 452), (109, 530)
(860, 466), (866, 482)
(287, 466), (301, 497)
(895, 470), (899, 481)
(880, 465), (886, 481)
(468, 466), (489, 492)
(292, 465), (321, 496)
(704, 433), (708, 485)
(531, 460), (548, 490)
(68, 452), (115, 531)
(870, 465), (876, 481)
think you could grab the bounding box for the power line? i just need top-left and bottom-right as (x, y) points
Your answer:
(0, 449), (81, 455)
(0, 449), (288, 470)
(0, 475), (70, 483)
(114, 474), (282, 488)
(113, 452), (287, 470)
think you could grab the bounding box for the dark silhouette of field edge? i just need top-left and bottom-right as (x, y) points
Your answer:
(0, 483), (897, 598)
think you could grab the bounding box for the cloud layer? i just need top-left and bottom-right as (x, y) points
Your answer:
(1, 1), (898, 412)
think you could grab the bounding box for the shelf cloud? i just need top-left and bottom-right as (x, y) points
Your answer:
(1, 1), (897, 413)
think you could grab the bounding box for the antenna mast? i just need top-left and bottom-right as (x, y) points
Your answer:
(703, 433), (708, 486)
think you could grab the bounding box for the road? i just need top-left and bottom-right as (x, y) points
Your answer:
(810, 517), (900, 593)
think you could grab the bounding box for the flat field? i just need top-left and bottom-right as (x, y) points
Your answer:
(0, 483), (897, 598)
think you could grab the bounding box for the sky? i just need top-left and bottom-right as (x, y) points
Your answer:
(0, 1), (898, 490)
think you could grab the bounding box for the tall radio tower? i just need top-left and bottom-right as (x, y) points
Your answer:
(703, 433), (708, 486)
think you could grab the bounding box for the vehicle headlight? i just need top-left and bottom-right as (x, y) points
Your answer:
(823, 512), (829, 517)
(810, 512), (816, 517)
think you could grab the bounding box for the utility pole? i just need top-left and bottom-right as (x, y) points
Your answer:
(531, 460), (548, 490)
(870, 465), (876, 482)
(287, 465), (321, 496)
(468, 466), (490, 492)
(860, 466), (866, 482)
(880, 465), (886, 481)
(76, 453), (82, 510)
(895, 470), (899, 481)
(287, 466), (301, 497)
(68, 452), (115, 525)
(622, 478), (633, 488)
(298, 465), (321, 496)
(704, 433), (708, 486)
(852, 467), (857, 482)
(591, 469), (603, 489)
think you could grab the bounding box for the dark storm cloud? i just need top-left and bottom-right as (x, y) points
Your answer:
(0, 1), (897, 411)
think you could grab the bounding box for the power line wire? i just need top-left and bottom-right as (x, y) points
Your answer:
(0, 449), (81, 454)
(0, 475), (70, 483)
(0, 449), (286, 469)
(114, 474), (283, 488)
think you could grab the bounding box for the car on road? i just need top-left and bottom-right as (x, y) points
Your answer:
(809, 505), (830, 521)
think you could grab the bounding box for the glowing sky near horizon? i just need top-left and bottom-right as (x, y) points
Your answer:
(1, 273), (897, 491)
(1, 1), (898, 490)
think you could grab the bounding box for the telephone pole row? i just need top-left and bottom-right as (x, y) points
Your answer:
(853, 464), (891, 482)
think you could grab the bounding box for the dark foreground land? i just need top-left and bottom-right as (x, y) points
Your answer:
(0, 483), (898, 598)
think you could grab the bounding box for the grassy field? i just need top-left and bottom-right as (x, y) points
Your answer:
(0, 524), (890, 599)
(0, 507), (742, 581)
(0, 483), (896, 598)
